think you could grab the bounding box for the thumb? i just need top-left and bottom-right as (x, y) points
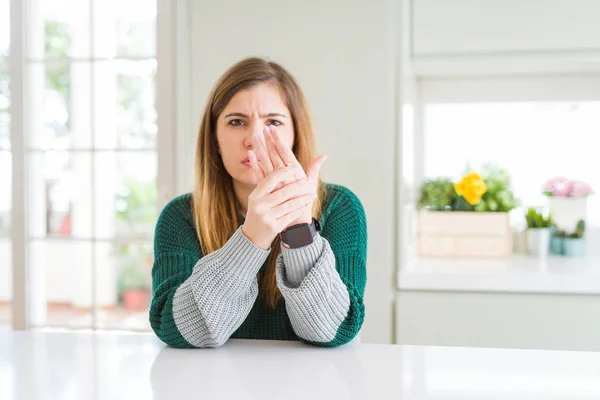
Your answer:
(307, 155), (327, 180)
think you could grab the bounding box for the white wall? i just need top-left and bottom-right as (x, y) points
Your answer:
(411, 0), (600, 77)
(413, 0), (600, 55)
(176, 0), (404, 344)
(396, 0), (600, 352)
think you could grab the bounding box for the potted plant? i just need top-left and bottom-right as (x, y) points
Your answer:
(550, 228), (566, 256)
(563, 220), (586, 257)
(418, 178), (457, 211)
(543, 177), (593, 233)
(417, 164), (517, 258)
(116, 243), (152, 312)
(525, 207), (553, 257)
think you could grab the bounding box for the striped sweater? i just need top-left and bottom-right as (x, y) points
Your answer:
(149, 183), (367, 348)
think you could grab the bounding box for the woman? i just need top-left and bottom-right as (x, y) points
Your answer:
(149, 57), (367, 348)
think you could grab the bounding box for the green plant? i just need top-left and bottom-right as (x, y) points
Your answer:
(567, 219), (586, 238)
(525, 207), (553, 228)
(115, 242), (153, 304)
(119, 261), (150, 291)
(417, 179), (457, 210)
(554, 228), (567, 238)
(474, 164), (518, 212)
(116, 177), (157, 225)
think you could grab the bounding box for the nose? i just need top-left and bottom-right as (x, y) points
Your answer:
(243, 119), (266, 148)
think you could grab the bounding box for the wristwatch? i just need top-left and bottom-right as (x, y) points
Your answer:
(280, 218), (321, 249)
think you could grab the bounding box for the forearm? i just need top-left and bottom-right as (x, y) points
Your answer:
(165, 227), (270, 347)
(276, 237), (363, 346)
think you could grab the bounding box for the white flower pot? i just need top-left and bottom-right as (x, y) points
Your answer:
(526, 228), (552, 257)
(546, 197), (587, 231)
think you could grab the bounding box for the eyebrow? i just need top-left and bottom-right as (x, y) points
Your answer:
(224, 112), (288, 119)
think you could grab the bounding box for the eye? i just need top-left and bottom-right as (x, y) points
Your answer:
(228, 119), (245, 126)
(267, 119), (282, 127)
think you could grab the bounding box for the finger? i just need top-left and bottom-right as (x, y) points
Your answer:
(248, 150), (264, 181)
(272, 193), (316, 220)
(264, 127), (286, 170)
(307, 155), (328, 181)
(277, 202), (312, 232)
(269, 126), (302, 168)
(254, 165), (306, 198)
(253, 134), (274, 176)
(264, 178), (312, 207)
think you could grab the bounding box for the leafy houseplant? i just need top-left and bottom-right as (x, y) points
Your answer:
(550, 228), (567, 255)
(525, 207), (553, 228)
(525, 207), (553, 257)
(115, 242), (153, 312)
(114, 177), (156, 311)
(474, 164), (518, 212)
(563, 220), (586, 257)
(417, 164), (518, 213)
(543, 177), (593, 234)
(418, 178), (456, 210)
(416, 164), (517, 258)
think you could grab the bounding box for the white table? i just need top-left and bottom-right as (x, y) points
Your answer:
(1, 331), (600, 399)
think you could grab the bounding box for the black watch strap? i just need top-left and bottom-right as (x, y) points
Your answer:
(280, 218), (321, 249)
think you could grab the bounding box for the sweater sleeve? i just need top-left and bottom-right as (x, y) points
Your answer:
(275, 187), (368, 347)
(149, 197), (270, 348)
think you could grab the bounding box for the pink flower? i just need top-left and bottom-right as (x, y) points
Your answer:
(572, 181), (594, 197)
(543, 177), (574, 197)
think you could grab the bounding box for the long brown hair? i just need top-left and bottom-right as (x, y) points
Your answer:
(192, 57), (325, 308)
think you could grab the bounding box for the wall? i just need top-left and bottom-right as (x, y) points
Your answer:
(396, 290), (600, 352)
(396, 0), (600, 352)
(413, 0), (600, 55)
(176, 0), (404, 344)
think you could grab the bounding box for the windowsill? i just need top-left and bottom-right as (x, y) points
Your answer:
(398, 255), (600, 295)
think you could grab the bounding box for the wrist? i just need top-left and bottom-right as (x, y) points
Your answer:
(241, 224), (272, 251)
(288, 214), (312, 229)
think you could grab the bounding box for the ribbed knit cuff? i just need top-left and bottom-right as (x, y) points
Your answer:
(276, 238), (351, 343)
(280, 234), (324, 288)
(215, 226), (271, 282)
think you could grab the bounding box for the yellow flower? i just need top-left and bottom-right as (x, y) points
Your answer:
(455, 172), (487, 205)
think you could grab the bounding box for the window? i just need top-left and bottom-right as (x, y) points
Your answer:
(0, 0), (11, 330)
(4, 0), (159, 331)
(423, 102), (600, 228)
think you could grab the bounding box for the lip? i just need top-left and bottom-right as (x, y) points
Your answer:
(241, 157), (260, 167)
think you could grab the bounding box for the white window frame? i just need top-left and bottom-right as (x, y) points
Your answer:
(8, 0), (179, 330)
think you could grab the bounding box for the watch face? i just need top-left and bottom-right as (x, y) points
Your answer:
(286, 225), (314, 248)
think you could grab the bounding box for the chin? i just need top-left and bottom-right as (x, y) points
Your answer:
(232, 170), (259, 187)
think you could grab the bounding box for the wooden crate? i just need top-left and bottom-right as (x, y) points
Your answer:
(418, 211), (513, 258)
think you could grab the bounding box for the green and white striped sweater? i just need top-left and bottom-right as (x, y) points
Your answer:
(149, 183), (367, 348)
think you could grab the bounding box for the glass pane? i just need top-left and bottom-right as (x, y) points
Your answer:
(93, 0), (156, 58)
(28, 152), (93, 239)
(0, 152), (11, 237)
(94, 152), (157, 239)
(95, 241), (153, 330)
(0, 0), (8, 61)
(29, 239), (92, 329)
(0, 151), (11, 330)
(93, 60), (157, 149)
(28, 62), (92, 149)
(28, 0), (91, 59)
(0, 67), (9, 150)
(424, 102), (600, 259)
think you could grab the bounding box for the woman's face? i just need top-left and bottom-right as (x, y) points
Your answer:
(216, 83), (295, 186)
